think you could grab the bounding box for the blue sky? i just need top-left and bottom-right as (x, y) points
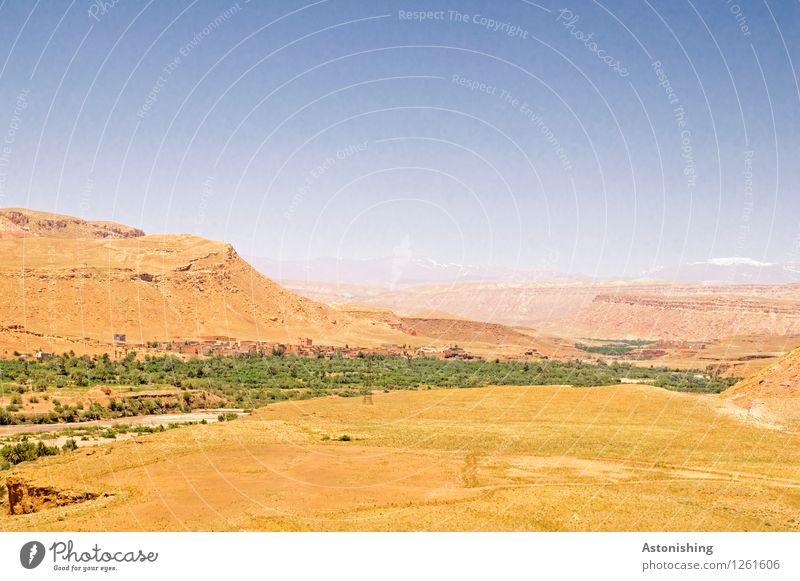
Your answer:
(0, 0), (798, 277)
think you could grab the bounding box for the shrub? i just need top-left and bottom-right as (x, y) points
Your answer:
(33, 378), (50, 392)
(337, 434), (352, 442)
(60, 408), (77, 423)
(0, 441), (59, 465)
(69, 369), (89, 387)
(62, 438), (78, 452)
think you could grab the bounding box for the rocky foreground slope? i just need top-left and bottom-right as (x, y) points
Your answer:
(722, 345), (800, 429)
(724, 346), (800, 403)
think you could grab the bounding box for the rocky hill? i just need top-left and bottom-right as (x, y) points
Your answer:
(0, 208), (422, 347)
(724, 346), (800, 402)
(0, 209), (550, 353)
(0, 233), (362, 344)
(722, 346), (800, 429)
(0, 208), (144, 239)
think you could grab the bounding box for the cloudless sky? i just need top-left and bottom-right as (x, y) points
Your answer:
(0, 0), (798, 277)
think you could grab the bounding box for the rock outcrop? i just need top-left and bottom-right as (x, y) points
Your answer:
(6, 476), (100, 515)
(0, 209), (426, 348)
(0, 208), (144, 239)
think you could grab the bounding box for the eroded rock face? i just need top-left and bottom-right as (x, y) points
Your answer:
(0, 208), (145, 239)
(559, 293), (800, 340)
(6, 477), (100, 515)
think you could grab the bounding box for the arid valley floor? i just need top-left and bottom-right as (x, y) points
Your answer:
(3, 385), (799, 532)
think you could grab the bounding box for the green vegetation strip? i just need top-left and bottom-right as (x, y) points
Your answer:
(0, 352), (740, 426)
(575, 339), (656, 357)
(0, 422), (201, 469)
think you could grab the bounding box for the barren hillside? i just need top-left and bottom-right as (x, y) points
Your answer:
(0, 208), (144, 239)
(724, 346), (800, 402)
(0, 209), (556, 353)
(721, 346), (800, 429)
(0, 234), (361, 344)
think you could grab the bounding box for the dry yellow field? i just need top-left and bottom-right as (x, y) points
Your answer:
(3, 385), (799, 532)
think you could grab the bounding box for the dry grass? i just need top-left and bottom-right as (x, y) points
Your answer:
(2, 385), (799, 531)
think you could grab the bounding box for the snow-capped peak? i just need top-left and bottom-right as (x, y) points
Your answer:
(690, 257), (776, 267)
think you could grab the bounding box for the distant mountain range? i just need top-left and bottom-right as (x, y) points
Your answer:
(250, 255), (800, 287)
(248, 255), (588, 287)
(642, 257), (800, 285)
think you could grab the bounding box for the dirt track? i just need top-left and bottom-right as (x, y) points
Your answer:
(0, 410), (247, 437)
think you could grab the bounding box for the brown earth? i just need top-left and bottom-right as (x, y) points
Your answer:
(3, 385), (799, 532)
